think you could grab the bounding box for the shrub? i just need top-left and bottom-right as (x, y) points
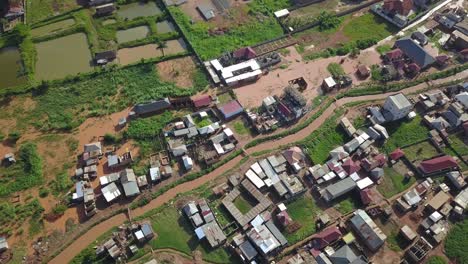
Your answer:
(52, 204), (68, 215)
(8, 131), (21, 142)
(327, 62), (345, 78)
(39, 188), (49, 198)
(317, 11), (342, 31)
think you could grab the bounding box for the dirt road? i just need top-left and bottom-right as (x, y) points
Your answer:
(48, 70), (467, 264)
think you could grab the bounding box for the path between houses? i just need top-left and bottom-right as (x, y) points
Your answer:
(49, 70), (468, 264)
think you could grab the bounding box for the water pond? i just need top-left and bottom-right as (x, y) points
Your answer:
(116, 38), (187, 65)
(116, 25), (150, 43)
(35, 33), (93, 81)
(31, 19), (75, 37)
(0, 46), (28, 89)
(156, 20), (175, 34)
(117, 2), (162, 20)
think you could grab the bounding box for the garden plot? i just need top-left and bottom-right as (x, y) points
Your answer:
(402, 141), (440, 163)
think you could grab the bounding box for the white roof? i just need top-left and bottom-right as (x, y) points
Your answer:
(210, 59), (223, 71)
(278, 203), (287, 211)
(251, 215), (264, 228)
(373, 124), (389, 139)
(224, 128), (234, 137)
(149, 167), (160, 181)
(323, 171), (337, 181)
(357, 177), (373, 190)
(199, 111), (208, 118)
(102, 183), (121, 203)
(214, 143), (225, 155)
(274, 9), (289, 18)
(225, 69), (262, 84)
(245, 169), (265, 189)
(264, 178), (273, 187)
(135, 230), (145, 240)
(324, 77), (336, 87)
(221, 59), (260, 79)
(429, 211), (443, 222)
(251, 162), (263, 175)
(195, 226), (206, 239)
(350, 172), (360, 181)
(183, 156), (193, 168)
(408, 111), (417, 119)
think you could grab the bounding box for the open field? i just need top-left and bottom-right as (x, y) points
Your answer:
(445, 219), (468, 263)
(402, 141), (439, 162)
(448, 133), (468, 156)
(381, 115), (430, 153)
(283, 195), (321, 244)
(26, 0), (81, 24)
(377, 167), (415, 198)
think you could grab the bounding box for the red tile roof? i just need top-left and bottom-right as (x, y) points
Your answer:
(406, 63), (421, 73)
(375, 154), (386, 167)
(278, 101), (294, 118)
(342, 158), (361, 174)
(360, 189), (373, 205)
(386, 49), (403, 60)
(390, 148), (405, 161)
(311, 226), (342, 249)
(418, 155), (458, 174)
(219, 100), (243, 118)
(191, 95), (211, 108)
(383, 0), (413, 15)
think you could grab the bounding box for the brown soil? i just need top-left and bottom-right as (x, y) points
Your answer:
(235, 46), (381, 108)
(157, 56), (197, 88)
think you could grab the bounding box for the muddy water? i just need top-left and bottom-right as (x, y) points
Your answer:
(164, 38), (187, 54)
(117, 2), (162, 20)
(0, 46), (27, 89)
(35, 33), (93, 81)
(156, 20), (175, 34)
(31, 19), (75, 37)
(116, 25), (150, 43)
(117, 44), (162, 65)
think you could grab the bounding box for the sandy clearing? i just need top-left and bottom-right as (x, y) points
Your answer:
(156, 56), (197, 88)
(235, 46), (381, 108)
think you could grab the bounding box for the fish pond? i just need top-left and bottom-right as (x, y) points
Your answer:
(156, 20), (175, 34)
(0, 46), (28, 89)
(117, 2), (162, 20)
(31, 19), (75, 37)
(116, 26), (150, 43)
(35, 33), (93, 81)
(117, 38), (187, 65)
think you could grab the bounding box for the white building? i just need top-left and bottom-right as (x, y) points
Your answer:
(382, 93), (412, 121)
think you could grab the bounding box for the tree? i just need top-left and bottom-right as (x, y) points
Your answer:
(158, 40), (168, 57)
(317, 11), (341, 32)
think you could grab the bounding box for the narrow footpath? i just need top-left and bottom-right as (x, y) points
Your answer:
(49, 70), (468, 264)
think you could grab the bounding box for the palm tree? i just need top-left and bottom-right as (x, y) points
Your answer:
(158, 41), (168, 57)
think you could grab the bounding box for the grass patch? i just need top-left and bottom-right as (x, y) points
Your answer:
(327, 62), (345, 78)
(233, 121), (249, 135)
(169, 5), (284, 60)
(449, 133), (468, 156)
(377, 167), (415, 198)
(283, 196), (320, 244)
(427, 256), (448, 264)
(217, 93), (233, 104)
(26, 0), (80, 24)
(387, 232), (405, 252)
(233, 194), (255, 214)
(445, 219), (468, 264)
(381, 115), (430, 153)
(343, 13), (397, 42)
(335, 197), (359, 215)
(403, 141), (439, 162)
(194, 116), (212, 128)
(376, 44), (392, 55)
(0, 142), (43, 196)
(301, 109), (348, 164)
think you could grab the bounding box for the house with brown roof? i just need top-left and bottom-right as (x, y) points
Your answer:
(383, 0), (413, 16)
(310, 226), (342, 250)
(191, 95), (211, 108)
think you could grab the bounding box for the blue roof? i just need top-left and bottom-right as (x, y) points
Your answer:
(395, 37), (435, 68)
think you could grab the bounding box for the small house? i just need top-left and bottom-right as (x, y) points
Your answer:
(357, 64), (370, 78)
(218, 100), (244, 120)
(133, 98), (172, 116)
(101, 182), (121, 203)
(120, 169), (140, 197)
(418, 155), (458, 175)
(94, 50), (116, 65)
(0, 236), (9, 252)
(197, 4), (215, 20)
(349, 209), (387, 251)
(382, 93), (412, 121)
(94, 3), (115, 17)
(322, 77), (336, 92)
(191, 95), (211, 108)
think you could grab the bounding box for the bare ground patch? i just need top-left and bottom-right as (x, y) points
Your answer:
(156, 56), (197, 88)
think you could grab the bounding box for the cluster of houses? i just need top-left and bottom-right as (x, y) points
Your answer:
(205, 46), (281, 87)
(371, 0), (437, 28)
(95, 221), (154, 261)
(246, 81), (308, 133)
(0, 0), (24, 31)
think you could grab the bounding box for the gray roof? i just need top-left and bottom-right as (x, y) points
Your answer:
(388, 93), (412, 110)
(122, 181), (140, 196)
(202, 221), (226, 247)
(323, 177), (357, 202)
(366, 127), (381, 140)
(134, 98), (171, 115)
(120, 169), (136, 182)
(394, 37), (435, 68)
(330, 245), (357, 264)
(349, 210), (386, 251)
(107, 154), (119, 167)
(183, 202), (198, 216)
(197, 4), (215, 20)
(0, 236), (8, 250)
(265, 220), (288, 246)
(239, 240), (258, 260)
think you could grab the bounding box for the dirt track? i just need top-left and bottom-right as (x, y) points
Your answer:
(48, 70), (467, 264)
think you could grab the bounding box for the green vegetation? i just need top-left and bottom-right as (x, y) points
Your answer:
(50, 171), (73, 196)
(233, 121), (249, 135)
(0, 142), (43, 196)
(169, 5), (283, 60)
(376, 44), (392, 55)
(327, 62), (345, 78)
(403, 141), (439, 162)
(283, 196), (320, 244)
(449, 133), (468, 156)
(317, 11), (342, 31)
(194, 116), (212, 128)
(217, 93), (233, 104)
(381, 116), (429, 153)
(387, 232), (405, 252)
(52, 204), (68, 215)
(377, 167), (415, 198)
(335, 197), (358, 215)
(233, 194), (256, 214)
(427, 256), (448, 264)
(301, 109), (348, 164)
(147, 205), (238, 263)
(445, 219), (468, 264)
(0, 199), (44, 236)
(26, 0), (80, 24)
(343, 13), (397, 42)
